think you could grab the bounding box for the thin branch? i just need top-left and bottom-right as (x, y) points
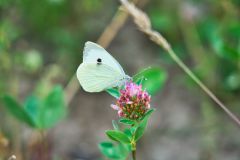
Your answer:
(132, 150), (136, 160)
(120, 0), (240, 127)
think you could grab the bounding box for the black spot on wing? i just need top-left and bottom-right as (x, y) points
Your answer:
(97, 58), (102, 65)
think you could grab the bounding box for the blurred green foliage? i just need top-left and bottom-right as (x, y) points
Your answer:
(99, 141), (130, 160)
(0, 0), (115, 158)
(1, 85), (67, 129)
(2, 95), (36, 127)
(0, 0), (112, 95)
(148, 0), (240, 93)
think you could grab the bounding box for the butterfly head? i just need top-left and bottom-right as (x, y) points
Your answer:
(125, 75), (132, 82)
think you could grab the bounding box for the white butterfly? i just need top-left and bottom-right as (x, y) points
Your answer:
(76, 41), (131, 92)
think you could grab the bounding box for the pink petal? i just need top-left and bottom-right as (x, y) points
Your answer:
(111, 104), (119, 110)
(126, 101), (133, 104)
(118, 110), (124, 117)
(147, 104), (151, 109)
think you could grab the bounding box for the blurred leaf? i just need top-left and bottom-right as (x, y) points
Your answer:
(0, 52), (11, 71)
(207, 22), (239, 62)
(133, 67), (167, 95)
(119, 118), (135, 125)
(106, 130), (131, 144)
(106, 88), (120, 98)
(0, 21), (19, 50)
(99, 142), (120, 159)
(225, 72), (240, 90)
(212, 36), (239, 61)
(24, 95), (41, 124)
(1, 95), (36, 127)
(48, 29), (77, 49)
(1, 85), (67, 129)
(98, 141), (130, 160)
(228, 21), (240, 38)
(0, 0), (12, 6)
(198, 18), (218, 42)
(20, 0), (69, 32)
(135, 109), (155, 141)
(149, 11), (173, 32)
(80, 0), (103, 13)
(37, 85), (67, 129)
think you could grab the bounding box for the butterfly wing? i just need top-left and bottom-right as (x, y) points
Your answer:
(77, 63), (126, 92)
(83, 41), (125, 75)
(76, 41), (130, 92)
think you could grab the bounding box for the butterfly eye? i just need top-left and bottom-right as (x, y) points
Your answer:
(97, 58), (102, 64)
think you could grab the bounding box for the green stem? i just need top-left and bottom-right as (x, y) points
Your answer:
(131, 125), (137, 160)
(132, 150), (136, 160)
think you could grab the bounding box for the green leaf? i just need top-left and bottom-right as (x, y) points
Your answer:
(140, 108), (155, 121)
(149, 11), (173, 32)
(135, 109), (155, 141)
(106, 88), (120, 98)
(225, 72), (240, 90)
(98, 141), (130, 160)
(106, 130), (131, 144)
(123, 128), (133, 139)
(112, 120), (119, 130)
(1, 95), (36, 127)
(37, 85), (67, 129)
(133, 67), (167, 95)
(24, 95), (41, 125)
(134, 121), (147, 142)
(98, 142), (120, 159)
(119, 118), (135, 125)
(210, 30), (239, 61)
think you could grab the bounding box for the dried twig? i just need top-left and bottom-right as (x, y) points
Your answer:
(120, 0), (240, 127)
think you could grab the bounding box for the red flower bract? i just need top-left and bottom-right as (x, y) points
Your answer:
(111, 82), (151, 120)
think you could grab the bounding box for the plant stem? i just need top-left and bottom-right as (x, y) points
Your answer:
(131, 127), (137, 160)
(132, 150), (136, 160)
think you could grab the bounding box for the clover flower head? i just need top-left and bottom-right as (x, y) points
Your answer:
(111, 82), (151, 120)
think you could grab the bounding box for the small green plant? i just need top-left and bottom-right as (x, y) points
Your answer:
(1, 85), (67, 159)
(99, 67), (166, 160)
(1, 85), (67, 129)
